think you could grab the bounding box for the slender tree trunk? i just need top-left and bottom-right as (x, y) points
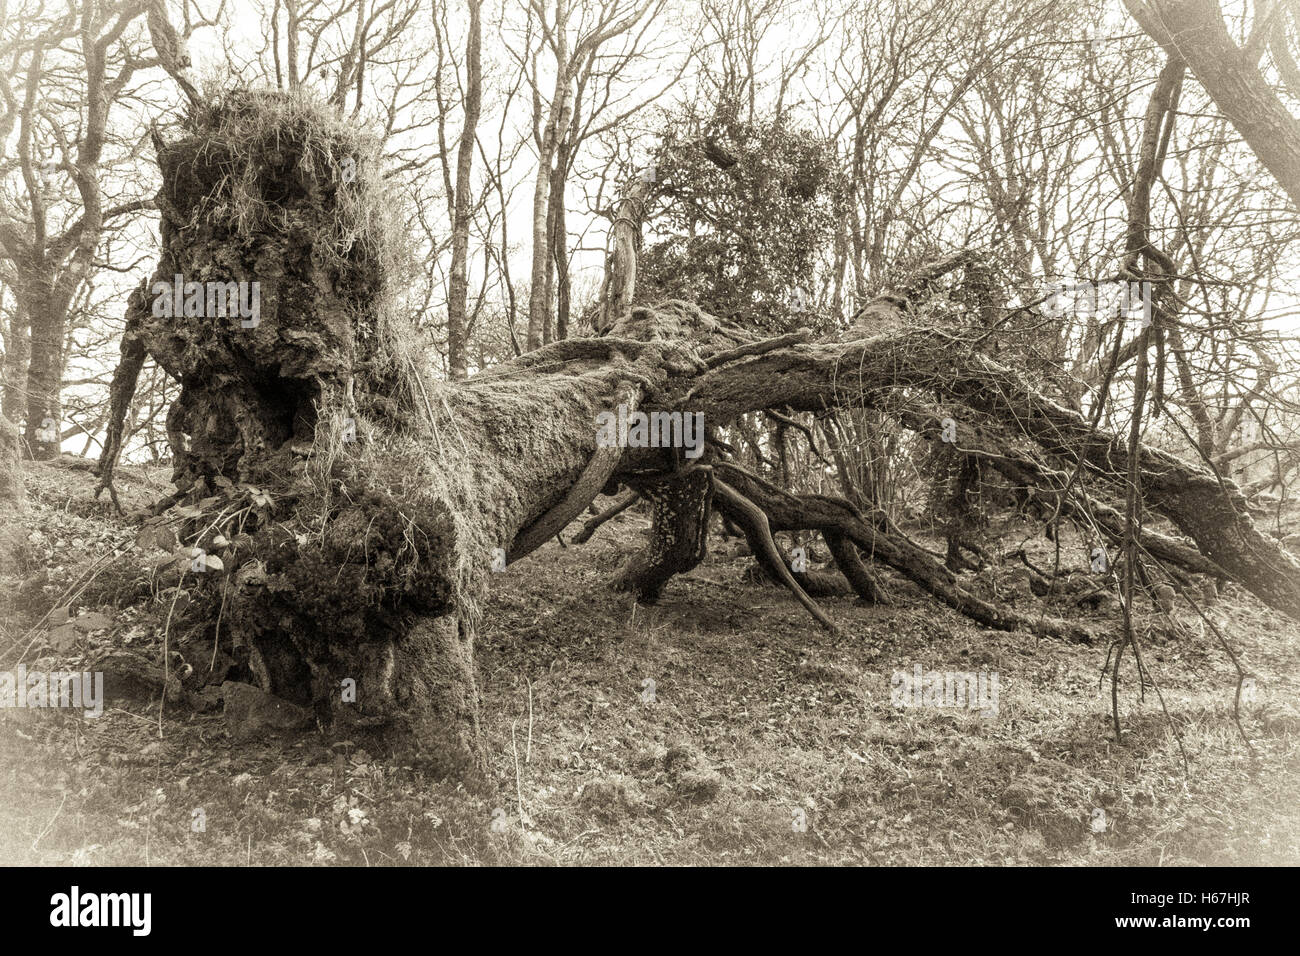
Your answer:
(549, 136), (571, 341)
(446, 0), (482, 381)
(598, 177), (647, 331)
(284, 0), (300, 89)
(527, 6), (572, 350)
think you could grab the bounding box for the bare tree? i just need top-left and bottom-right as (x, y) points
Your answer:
(440, 0), (482, 380)
(0, 0), (159, 458)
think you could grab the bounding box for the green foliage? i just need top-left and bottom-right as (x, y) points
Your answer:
(637, 99), (844, 336)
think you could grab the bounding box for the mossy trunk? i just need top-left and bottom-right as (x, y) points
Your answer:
(0, 413), (21, 505)
(95, 94), (691, 770)
(97, 93), (1300, 779)
(0, 413), (23, 583)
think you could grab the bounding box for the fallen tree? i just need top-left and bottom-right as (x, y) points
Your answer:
(96, 91), (1300, 772)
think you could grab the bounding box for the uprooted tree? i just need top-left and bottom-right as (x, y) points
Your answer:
(95, 91), (1300, 774)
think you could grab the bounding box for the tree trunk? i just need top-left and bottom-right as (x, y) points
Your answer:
(527, 19), (573, 351)
(597, 177), (647, 332)
(550, 136), (572, 341)
(1127, 0), (1300, 208)
(0, 412), (22, 582)
(685, 327), (1300, 617)
(0, 412), (20, 505)
(24, 283), (62, 459)
(446, 0), (482, 381)
(614, 467), (713, 601)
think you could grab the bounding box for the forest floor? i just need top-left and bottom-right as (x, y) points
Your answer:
(1, 457), (1298, 866)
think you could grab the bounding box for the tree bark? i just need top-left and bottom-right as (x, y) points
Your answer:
(24, 286), (62, 459)
(527, 7), (573, 351)
(685, 328), (1300, 617)
(614, 466), (713, 601)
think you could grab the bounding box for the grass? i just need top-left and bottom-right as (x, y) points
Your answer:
(0, 459), (1297, 865)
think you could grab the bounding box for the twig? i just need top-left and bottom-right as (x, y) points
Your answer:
(510, 721), (525, 833)
(526, 678), (533, 764)
(31, 791), (68, 852)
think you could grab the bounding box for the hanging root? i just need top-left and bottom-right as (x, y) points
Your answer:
(825, 532), (892, 605)
(94, 296), (150, 509)
(508, 442), (626, 562)
(714, 461), (1096, 643)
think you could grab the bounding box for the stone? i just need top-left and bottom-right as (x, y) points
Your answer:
(1154, 583), (1176, 613)
(89, 648), (167, 702)
(1008, 567), (1034, 599)
(221, 681), (313, 742)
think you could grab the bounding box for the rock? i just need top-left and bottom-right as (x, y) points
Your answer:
(221, 681), (313, 742)
(1282, 534), (1300, 555)
(47, 622), (79, 652)
(89, 648), (168, 702)
(1008, 568), (1034, 599)
(1153, 583), (1176, 613)
(71, 611), (113, 632)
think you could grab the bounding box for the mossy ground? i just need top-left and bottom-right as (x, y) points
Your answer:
(1, 459), (1297, 865)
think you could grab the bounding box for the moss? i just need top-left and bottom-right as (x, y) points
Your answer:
(236, 483), (460, 648)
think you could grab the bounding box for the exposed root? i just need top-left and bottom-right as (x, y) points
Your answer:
(613, 466), (713, 602)
(714, 461), (1096, 643)
(508, 390), (632, 563)
(712, 477), (839, 634)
